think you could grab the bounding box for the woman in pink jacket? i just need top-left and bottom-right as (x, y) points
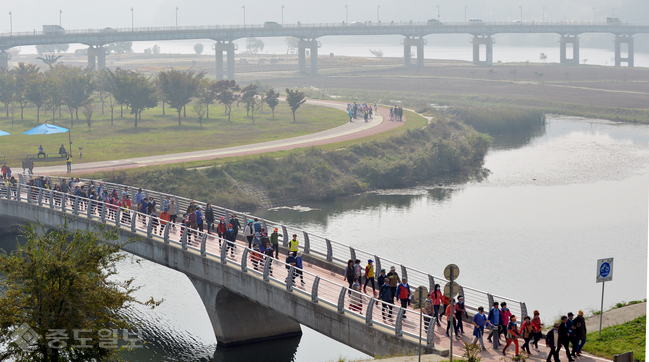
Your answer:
(430, 284), (443, 327)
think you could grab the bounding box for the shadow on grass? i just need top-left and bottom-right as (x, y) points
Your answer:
(114, 127), (155, 134)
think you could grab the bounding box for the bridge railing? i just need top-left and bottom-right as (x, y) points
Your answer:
(1, 21), (645, 38)
(25, 175), (528, 323)
(2, 182), (443, 345)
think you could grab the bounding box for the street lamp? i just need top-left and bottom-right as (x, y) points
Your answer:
(519, 5), (522, 23)
(377, 5), (380, 23)
(464, 5), (468, 22)
(242, 5), (246, 27)
(436, 5), (440, 22)
(282, 5), (284, 25)
(593, 7), (596, 22)
(176, 6), (179, 26)
(131, 7), (134, 31)
(345, 5), (348, 25)
(543, 6), (546, 22)
(8, 12), (12, 36)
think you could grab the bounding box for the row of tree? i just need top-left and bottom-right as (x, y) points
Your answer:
(0, 63), (307, 128)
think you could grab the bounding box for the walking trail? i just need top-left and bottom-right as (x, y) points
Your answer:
(34, 99), (405, 176)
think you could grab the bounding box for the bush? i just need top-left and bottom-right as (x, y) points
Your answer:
(450, 107), (545, 136)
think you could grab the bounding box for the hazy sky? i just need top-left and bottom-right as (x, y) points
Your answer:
(1, 0), (646, 33)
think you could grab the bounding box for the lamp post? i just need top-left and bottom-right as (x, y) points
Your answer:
(436, 5), (440, 22)
(519, 5), (522, 23)
(543, 6), (546, 22)
(593, 7), (596, 22)
(377, 5), (380, 23)
(464, 5), (468, 22)
(345, 5), (348, 25)
(8, 12), (12, 36)
(242, 5), (246, 27)
(131, 7), (134, 31)
(282, 5), (284, 25)
(59, 10), (62, 27)
(176, 6), (179, 26)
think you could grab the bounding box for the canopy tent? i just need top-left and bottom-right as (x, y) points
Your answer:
(0, 130), (10, 136)
(22, 124), (69, 135)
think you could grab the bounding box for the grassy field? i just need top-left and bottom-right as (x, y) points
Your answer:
(582, 315), (646, 362)
(0, 100), (346, 167)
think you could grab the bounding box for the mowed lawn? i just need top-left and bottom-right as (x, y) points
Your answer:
(0, 100), (346, 166)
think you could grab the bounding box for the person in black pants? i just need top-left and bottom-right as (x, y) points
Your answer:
(455, 295), (466, 334)
(558, 316), (576, 362)
(545, 323), (561, 362)
(379, 278), (393, 322)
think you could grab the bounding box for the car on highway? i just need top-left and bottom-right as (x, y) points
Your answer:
(264, 21), (281, 28)
(350, 21), (365, 26)
(512, 20), (522, 24)
(468, 18), (483, 24)
(427, 19), (443, 25)
(100, 27), (118, 33)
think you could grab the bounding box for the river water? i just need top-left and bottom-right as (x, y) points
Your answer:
(101, 114), (648, 361)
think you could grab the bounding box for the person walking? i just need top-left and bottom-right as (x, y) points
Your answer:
(456, 295), (467, 334)
(65, 154), (72, 173)
(520, 316), (534, 354)
(196, 206), (204, 233)
(229, 213), (241, 239)
(354, 259), (362, 285)
(502, 315), (520, 356)
(168, 199), (178, 229)
(472, 306), (490, 351)
(159, 207), (170, 236)
(244, 220), (254, 248)
(295, 251), (305, 285)
(224, 224), (237, 257)
(270, 228), (281, 258)
(446, 298), (458, 338)
(386, 266), (400, 303)
(574, 310), (587, 356)
(289, 233), (299, 253)
(379, 277), (393, 322)
(558, 316), (575, 362)
(363, 259), (376, 294)
(423, 294), (435, 324)
(396, 277), (412, 313)
(531, 310), (544, 352)
(545, 323), (561, 362)
(344, 259), (356, 289)
(430, 284), (443, 327)
(487, 302), (502, 346)
(205, 203), (214, 234)
(285, 252), (297, 285)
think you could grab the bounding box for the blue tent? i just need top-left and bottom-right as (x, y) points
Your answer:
(0, 130), (9, 136)
(22, 124), (69, 135)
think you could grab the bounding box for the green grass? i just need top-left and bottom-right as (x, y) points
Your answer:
(582, 315), (646, 362)
(0, 100), (346, 166)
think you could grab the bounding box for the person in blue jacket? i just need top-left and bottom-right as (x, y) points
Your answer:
(379, 278), (393, 322)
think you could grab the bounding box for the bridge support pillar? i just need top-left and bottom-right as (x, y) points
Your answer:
(189, 277), (302, 346)
(214, 41), (236, 80)
(403, 37), (426, 67)
(559, 35), (580, 65)
(0, 51), (9, 69)
(615, 35), (634, 67)
(472, 36), (493, 66)
(87, 46), (106, 70)
(297, 39), (319, 75)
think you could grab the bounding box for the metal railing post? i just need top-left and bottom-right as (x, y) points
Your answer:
(429, 275), (435, 295)
(302, 231), (310, 254)
(241, 249), (249, 273)
(100, 202), (106, 222)
(131, 212), (137, 232)
(326, 239), (333, 262)
(488, 294), (494, 309)
(311, 276), (320, 302)
(520, 302), (528, 320)
(147, 216), (153, 239)
(365, 298), (375, 326)
(220, 238), (228, 264)
(37, 188), (42, 206)
(115, 208), (121, 227)
(337, 287), (346, 314)
(427, 317), (436, 347)
(286, 265), (295, 291)
(27, 186), (32, 204)
(60, 192), (66, 211)
(49, 190), (54, 209)
(394, 308), (404, 336)
(263, 257), (271, 281)
(401, 265), (408, 281)
(375, 256), (381, 275)
(262, 220), (268, 233)
(86, 199), (93, 218)
(73, 197), (79, 215)
(282, 225), (289, 247)
(163, 223), (170, 243)
(15, 184), (21, 201)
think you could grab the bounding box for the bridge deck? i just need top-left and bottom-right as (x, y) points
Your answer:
(0, 183), (610, 361)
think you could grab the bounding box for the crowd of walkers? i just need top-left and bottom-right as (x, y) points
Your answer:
(389, 106), (404, 121)
(346, 102), (376, 123)
(5, 174), (590, 360)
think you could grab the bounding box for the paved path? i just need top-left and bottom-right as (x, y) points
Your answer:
(584, 302), (646, 333)
(34, 100), (404, 176)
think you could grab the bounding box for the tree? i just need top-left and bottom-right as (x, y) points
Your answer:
(157, 69), (205, 125)
(24, 73), (48, 123)
(119, 71), (158, 127)
(214, 80), (240, 122)
(13, 62), (40, 120)
(55, 64), (95, 127)
(487, 69), (497, 80)
(265, 88), (279, 119)
(539, 52), (548, 63)
(43, 67), (64, 121)
(0, 222), (161, 361)
(194, 43), (204, 55)
(193, 102), (206, 127)
(285, 88), (306, 122)
(245, 38), (265, 54)
(107, 42), (133, 56)
(369, 49), (384, 58)
(0, 69), (15, 117)
(35, 44), (69, 55)
(106, 68), (131, 120)
(82, 103), (93, 130)
(197, 79), (217, 119)
(152, 44), (161, 54)
(285, 37), (299, 54)
(238, 84), (259, 123)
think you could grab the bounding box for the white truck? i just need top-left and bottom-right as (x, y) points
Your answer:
(43, 25), (65, 34)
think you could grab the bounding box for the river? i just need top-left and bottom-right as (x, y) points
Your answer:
(97, 114), (648, 361)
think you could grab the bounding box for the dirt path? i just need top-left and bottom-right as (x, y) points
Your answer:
(34, 99), (404, 176)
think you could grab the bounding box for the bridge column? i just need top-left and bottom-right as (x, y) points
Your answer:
(297, 40), (307, 75)
(403, 37), (412, 66)
(87, 47), (97, 69)
(615, 35), (634, 67)
(0, 51), (9, 69)
(416, 38), (425, 67)
(559, 35), (580, 65)
(226, 41), (236, 80)
(297, 39), (319, 75)
(214, 41), (225, 80)
(403, 37), (426, 67)
(97, 46), (106, 70)
(472, 36), (493, 66)
(188, 277), (302, 346)
(310, 41), (318, 75)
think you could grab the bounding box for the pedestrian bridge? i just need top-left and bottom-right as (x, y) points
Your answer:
(0, 21), (647, 73)
(0, 176), (528, 357)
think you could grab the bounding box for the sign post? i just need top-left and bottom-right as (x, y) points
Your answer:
(596, 258), (613, 337)
(444, 264), (460, 362)
(414, 285), (428, 362)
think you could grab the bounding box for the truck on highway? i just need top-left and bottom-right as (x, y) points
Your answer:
(43, 25), (65, 34)
(606, 17), (622, 24)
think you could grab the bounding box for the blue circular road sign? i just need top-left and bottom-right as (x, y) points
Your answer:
(600, 262), (611, 277)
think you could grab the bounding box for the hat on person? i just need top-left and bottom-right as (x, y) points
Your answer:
(220, 216), (225, 220)
(390, 266), (396, 271)
(578, 310), (584, 316)
(228, 223), (233, 227)
(568, 312), (574, 317)
(248, 219), (253, 223)
(381, 269), (386, 273)
(274, 227), (278, 232)
(164, 207), (168, 211)
(368, 259), (374, 263)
